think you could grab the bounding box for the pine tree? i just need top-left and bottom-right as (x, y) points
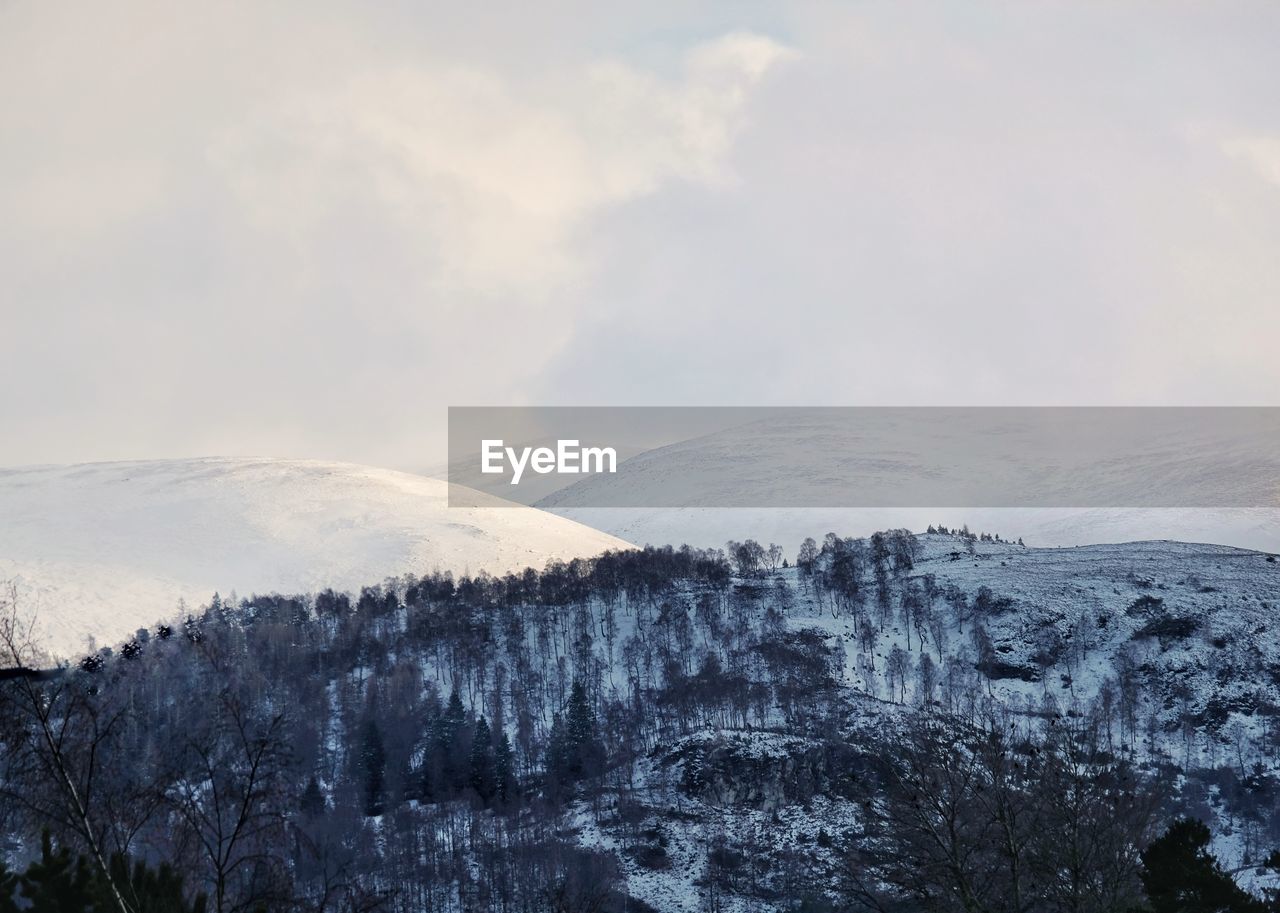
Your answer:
(469, 716), (496, 802)
(494, 731), (515, 807)
(442, 687), (468, 792)
(13, 833), (205, 913)
(444, 687), (466, 736)
(1140, 818), (1263, 913)
(18, 832), (93, 913)
(559, 681), (605, 782)
(300, 775), (326, 817)
(0, 859), (17, 913)
(109, 852), (207, 913)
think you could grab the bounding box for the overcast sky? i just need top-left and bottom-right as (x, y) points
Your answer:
(3, 1), (1279, 473)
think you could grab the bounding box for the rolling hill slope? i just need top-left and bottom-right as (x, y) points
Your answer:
(539, 413), (1280, 553)
(0, 458), (630, 657)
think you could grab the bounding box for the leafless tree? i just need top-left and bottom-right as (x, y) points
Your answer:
(0, 581), (137, 913)
(163, 690), (292, 913)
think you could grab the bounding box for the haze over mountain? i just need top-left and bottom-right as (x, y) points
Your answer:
(0, 458), (629, 657)
(539, 414), (1280, 553)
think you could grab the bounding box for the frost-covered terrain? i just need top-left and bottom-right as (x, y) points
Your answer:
(5, 525), (1279, 911)
(551, 534), (1280, 909)
(0, 458), (629, 657)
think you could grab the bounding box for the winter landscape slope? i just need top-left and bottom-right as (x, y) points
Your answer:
(567, 533), (1280, 908)
(0, 458), (629, 657)
(539, 413), (1280, 552)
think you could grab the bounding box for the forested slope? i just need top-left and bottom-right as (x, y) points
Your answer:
(3, 530), (1280, 911)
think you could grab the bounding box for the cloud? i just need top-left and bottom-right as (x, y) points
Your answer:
(0, 4), (789, 467)
(2, 1), (1279, 473)
(1222, 136), (1280, 188)
(536, 3), (1280, 412)
(211, 30), (791, 299)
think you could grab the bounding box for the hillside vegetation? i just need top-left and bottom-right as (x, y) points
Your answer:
(3, 530), (1280, 911)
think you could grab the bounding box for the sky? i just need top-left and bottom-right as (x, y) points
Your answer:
(3, 1), (1279, 473)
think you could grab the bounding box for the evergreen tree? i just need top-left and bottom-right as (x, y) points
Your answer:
(549, 681), (606, 785)
(300, 775), (326, 818)
(109, 852), (207, 913)
(468, 716), (496, 802)
(0, 860), (17, 913)
(18, 833), (94, 913)
(1140, 818), (1263, 913)
(494, 731), (515, 807)
(441, 687), (468, 792)
(444, 687), (466, 738)
(13, 833), (205, 913)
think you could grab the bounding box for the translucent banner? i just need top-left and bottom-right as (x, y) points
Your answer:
(447, 407), (1280, 509)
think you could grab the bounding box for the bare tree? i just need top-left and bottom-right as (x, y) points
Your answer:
(850, 715), (1164, 913)
(163, 690), (292, 913)
(0, 581), (137, 913)
(886, 646), (910, 703)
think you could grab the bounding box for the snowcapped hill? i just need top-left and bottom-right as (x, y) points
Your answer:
(538, 413), (1280, 552)
(0, 458), (630, 657)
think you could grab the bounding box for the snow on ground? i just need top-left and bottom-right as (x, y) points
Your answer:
(571, 742), (860, 913)
(788, 535), (1280, 744)
(0, 458), (630, 658)
(567, 533), (1280, 905)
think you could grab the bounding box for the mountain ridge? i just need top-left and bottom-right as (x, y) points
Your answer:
(0, 456), (630, 657)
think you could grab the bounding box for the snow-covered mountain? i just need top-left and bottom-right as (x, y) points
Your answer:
(0, 458), (630, 657)
(539, 413), (1280, 553)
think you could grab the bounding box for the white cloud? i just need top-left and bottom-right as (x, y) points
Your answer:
(2, 1), (1279, 471)
(1222, 136), (1280, 188)
(210, 30), (792, 299)
(0, 4), (789, 467)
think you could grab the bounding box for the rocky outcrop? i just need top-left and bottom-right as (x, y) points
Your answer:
(664, 733), (871, 811)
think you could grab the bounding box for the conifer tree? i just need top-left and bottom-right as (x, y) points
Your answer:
(494, 731), (515, 807)
(12, 833), (205, 913)
(0, 860), (17, 913)
(551, 681), (605, 784)
(468, 716), (496, 802)
(19, 832), (94, 913)
(300, 776), (325, 818)
(442, 687), (468, 792)
(1140, 818), (1263, 913)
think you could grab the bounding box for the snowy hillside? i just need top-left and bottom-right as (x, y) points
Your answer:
(558, 533), (1280, 907)
(539, 413), (1280, 552)
(801, 534), (1280, 736)
(7, 522), (1279, 910)
(0, 458), (630, 657)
